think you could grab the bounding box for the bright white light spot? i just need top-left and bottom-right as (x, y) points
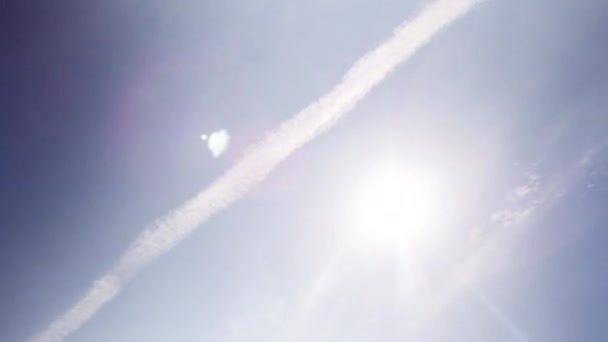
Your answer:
(201, 129), (230, 158)
(353, 164), (437, 247)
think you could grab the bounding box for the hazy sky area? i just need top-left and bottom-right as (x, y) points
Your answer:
(1, 0), (608, 341)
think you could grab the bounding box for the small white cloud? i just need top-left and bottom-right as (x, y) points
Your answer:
(201, 129), (230, 158)
(510, 173), (541, 202)
(489, 173), (545, 228)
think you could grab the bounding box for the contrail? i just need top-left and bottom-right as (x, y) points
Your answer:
(31, 1), (479, 340)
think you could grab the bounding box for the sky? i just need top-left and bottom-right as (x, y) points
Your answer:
(1, 0), (608, 341)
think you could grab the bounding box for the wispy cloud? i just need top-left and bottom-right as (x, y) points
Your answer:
(435, 142), (608, 337)
(490, 172), (544, 227)
(31, 1), (479, 340)
(511, 173), (541, 202)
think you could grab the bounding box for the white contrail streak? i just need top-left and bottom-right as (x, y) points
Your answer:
(31, 1), (478, 340)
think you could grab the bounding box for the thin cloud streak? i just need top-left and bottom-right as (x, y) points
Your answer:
(32, 1), (479, 340)
(418, 143), (608, 337)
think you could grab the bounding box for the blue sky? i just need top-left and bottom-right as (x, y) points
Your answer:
(1, 0), (608, 341)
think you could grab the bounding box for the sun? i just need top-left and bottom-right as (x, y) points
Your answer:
(352, 164), (437, 247)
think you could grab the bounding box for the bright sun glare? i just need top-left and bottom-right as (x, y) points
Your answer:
(353, 164), (437, 246)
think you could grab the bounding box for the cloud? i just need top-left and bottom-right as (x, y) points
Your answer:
(491, 141), (608, 230)
(461, 141), (608, 292)
(489, 173), (544, 227)
(511, 173), (541, 202)
(31, 1), (479, 341)
(201, 129), (231, 158)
